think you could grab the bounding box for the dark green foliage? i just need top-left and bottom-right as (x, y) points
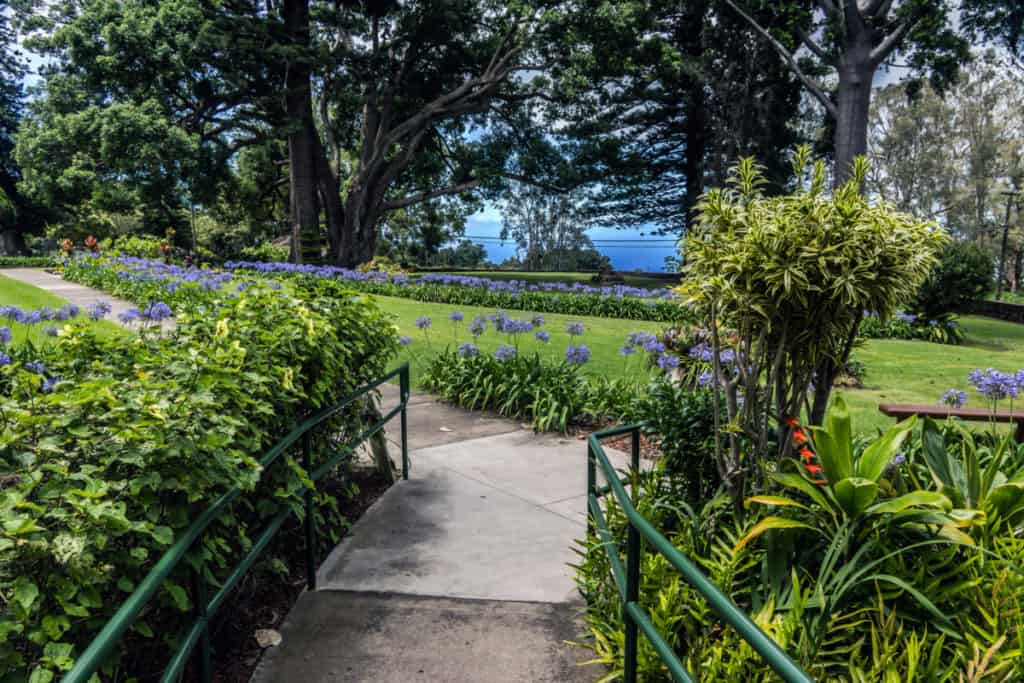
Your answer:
(422, 349), (642, 432)
(0, 280), (397, 680)
(631, 380), (721, 505)
(860, 313), (966, 345)
(0, 256), (54, 268)
(912, 241), (995, 318)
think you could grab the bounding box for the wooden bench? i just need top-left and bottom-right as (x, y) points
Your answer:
(878, 404), (1024, 443)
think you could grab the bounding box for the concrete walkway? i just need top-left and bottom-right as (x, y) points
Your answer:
(252, 386), (633, 682)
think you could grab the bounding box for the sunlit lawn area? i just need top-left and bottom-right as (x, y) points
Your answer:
(375, 294), (663, 388)
(0, 275), (124, 343)
(846, 315), (1024, 434)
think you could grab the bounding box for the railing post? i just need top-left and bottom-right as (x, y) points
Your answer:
(586, 440), (596, 524)
(192, 563), (212, 683)
(302, 431), (317, 591)
(624, 521), (641, 683)
(400, 363), (409, 480)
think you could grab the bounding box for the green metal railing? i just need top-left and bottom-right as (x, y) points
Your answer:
(61, 364), (411, 683)
(587, 424), (814, 683)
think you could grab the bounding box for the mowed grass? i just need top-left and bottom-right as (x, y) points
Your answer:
(426, 270), (677, 290)
(845, 315), (1024, 434)
(0, 275), (124, 344)
(374, 294), (662, 387)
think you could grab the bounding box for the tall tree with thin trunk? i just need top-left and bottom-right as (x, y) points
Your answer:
(724, 0), (969, 186)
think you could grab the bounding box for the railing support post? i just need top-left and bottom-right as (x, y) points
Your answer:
(192, 563), (212, 683)
(624, 521), (641, 683)
(586, 441), (596, 525)
(400, 363), (409, 480)
(303, 432), (317, 591)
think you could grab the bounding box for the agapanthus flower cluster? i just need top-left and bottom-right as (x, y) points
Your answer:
(494, 344), (517, 362)
(142, 302), (173, 322)
(534, 330), (550, 343)
(398, 335), (412, 346)
(968, 368), (1020, 401)
(688, 341), (735, 364)
(656, 354), (680, 371)
(0, 326), (10, 345)
(457, 342), (479, 358)
(469, 315), (487, 337)
(415, 316), (432, 330)
(939, 388), (968, 408)
(565, 321), (585, 336)
(87, 301), (113, 320)
(448, 311), (464, 323)
(565, 344), (591, 365)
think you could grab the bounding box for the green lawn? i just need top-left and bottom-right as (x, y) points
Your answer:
(425, 270), (677, 290)
(376, 294), (662, 387)
(845, 315), (1024, 433)
(0, 275), (124, 344)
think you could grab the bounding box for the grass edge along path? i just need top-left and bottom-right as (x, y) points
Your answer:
(0, 274), (125, 344)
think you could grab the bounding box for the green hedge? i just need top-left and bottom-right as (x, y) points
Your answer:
(0, 282), (397, 680)
(0, 256), (55, 268)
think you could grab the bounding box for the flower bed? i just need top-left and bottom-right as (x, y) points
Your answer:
(860, 310), (965, 344)
(0, 276), (397, 680)
(222, 260), (692, 322)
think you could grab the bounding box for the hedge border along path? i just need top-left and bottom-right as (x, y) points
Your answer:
(222, 260), (693, 323)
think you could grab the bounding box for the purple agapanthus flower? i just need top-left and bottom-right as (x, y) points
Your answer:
(565, 344), (590, 365)
(968, 368), (1019, 401)
(449, 311), (464, 323)
(398, 335), (412, 346)
(530, 314), (546, 327)
(457, 342), (479, 358)
(469, 315), (487, 337)
(41, 376), (62, 393)
(87, 301), (113, 320)
(644, 340), (666, 355)
(25, 361), (46, 374)
(627, 332), (657, 347)
(0, 326), (10, 345)
(534, 330), (550, 343)
(142, 302), (173, 322)
(23, 310), (43, 325)
(0, 306), (25, 323)
(939, 389), (968, 408)
(619, 344), (636, 356)
(565, 321), (585, 336)
(697, 371), (714, 388)
(657, 354), (680, 371)
(895, 311), (917, 324)
(118, 308), (141, 324)
(43, 326), (59, 337)
(0, 353), (9, 367)
(494, 344), (517, 362)
(415, 317), (432, 330)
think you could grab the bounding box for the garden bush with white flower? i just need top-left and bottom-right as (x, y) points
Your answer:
(0, 278), (396, 680)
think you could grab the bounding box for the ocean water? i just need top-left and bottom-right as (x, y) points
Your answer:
(465, 215), (680, 273)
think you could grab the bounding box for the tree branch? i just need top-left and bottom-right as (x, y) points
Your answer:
(796, 28), (830, 62)
(723, 0), (838, 119)
(382, 179), (482, 211)
(869, 20), (914, 64)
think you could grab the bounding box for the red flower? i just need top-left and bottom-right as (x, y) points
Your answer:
(792, 430), (808, 445)
(783, 416), (800, 427)
(804, 464), (824, 475)
(799, 447), (815, 462)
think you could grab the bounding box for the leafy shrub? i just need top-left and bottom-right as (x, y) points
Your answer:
(240, 241), (290, 263)
(859, 311), (966, 345)
(101, 234), (166, 259)
(577, 400), (1024, 681)
(0, 256), (55, 268)
(912, 241), (994, 318)
(422, 349), (642, 431)
(0, 281), (397, 680)
(630, 380), (721, 505)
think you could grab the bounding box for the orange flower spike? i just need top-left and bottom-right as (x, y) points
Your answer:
(799, 447), (815, 462)
(783, 416), (799, 427)
(804, 464), (824, 475)
(792, 430), (808, 445)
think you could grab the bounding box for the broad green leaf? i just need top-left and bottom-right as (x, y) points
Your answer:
(867, 490), (952, 515)
(165, 583), (190, 612)
(150, 525), (174, 545)
(745, 495), (808, 510)
(857, 416), (916, 482)
(733, 516), (816, 553)
(13, 577), (39, 614)
(867, 574), (953, 628)
(833, 477), (878, 517)
(987, 483), (1024, 517)
(825, 394), (852, 471)
(811, 428), (850, 484)
(770, 472), (832, 511)
(920, 417), (956, 489)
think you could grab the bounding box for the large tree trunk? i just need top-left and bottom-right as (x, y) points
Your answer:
(832, 38), (874, 186)
(682, 0), (708, 233)
(284, 0), (322, 264)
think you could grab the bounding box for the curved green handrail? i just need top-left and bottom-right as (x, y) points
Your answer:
(61, 364), (411, 683)
(587, 424), (813, 683)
